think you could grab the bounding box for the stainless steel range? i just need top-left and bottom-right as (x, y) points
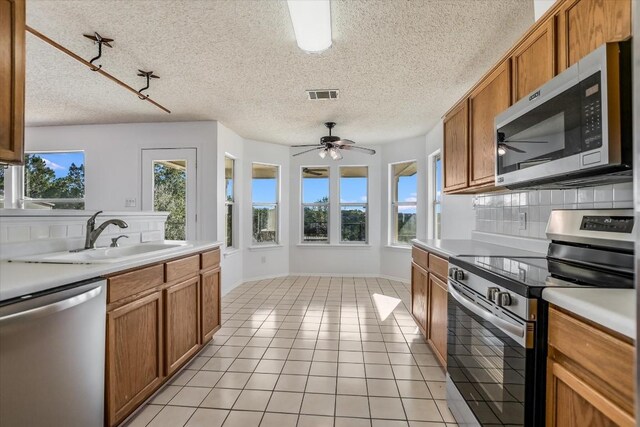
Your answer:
(446, 209), (635, 427)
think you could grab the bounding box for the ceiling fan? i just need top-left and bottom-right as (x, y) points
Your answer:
(293, 122), (376, 160)
(497, 132), (546, 156)
(302, 167), (326, 176)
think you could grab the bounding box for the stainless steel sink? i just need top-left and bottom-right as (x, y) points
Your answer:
(11, 242), (192, 264)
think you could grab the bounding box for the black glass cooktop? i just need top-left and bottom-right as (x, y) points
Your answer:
(450, 254), (634, 298)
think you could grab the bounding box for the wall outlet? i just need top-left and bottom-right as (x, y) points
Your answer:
(518, 212), (527, 230)
(261, 256), (266, 264)
(125, 198), (137, 208)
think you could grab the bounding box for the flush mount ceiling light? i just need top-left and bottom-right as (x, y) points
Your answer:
(287, 0), (332, 53)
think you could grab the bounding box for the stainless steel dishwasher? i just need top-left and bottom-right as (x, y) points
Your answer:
(0, 278), (106, 427)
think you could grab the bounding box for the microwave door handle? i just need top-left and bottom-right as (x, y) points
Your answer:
(449, 283), (525, 340)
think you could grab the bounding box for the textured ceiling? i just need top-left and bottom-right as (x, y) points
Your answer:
(25, 0), (533, 145)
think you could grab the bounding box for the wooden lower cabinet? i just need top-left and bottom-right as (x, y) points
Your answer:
(164, 276), (201, 375)
(427, 274), (447, 367)
(105, 248), (221, 426)
(201, 267), (221, 343)
(546, 306), (635, 427)
(411, 262), (428, 333)
(106, 291), (163, 427)
(411, 245), (449, 368)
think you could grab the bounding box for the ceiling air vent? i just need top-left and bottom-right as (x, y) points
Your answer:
(306, 89), (339, 100)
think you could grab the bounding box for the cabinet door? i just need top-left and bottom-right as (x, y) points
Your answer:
(512, 18), (555, 102)
(411, 263), (428, 334)
(558, 0), (631, 70)
(427, 274), (447, 368)
(106, 291), (163, 427)
(165, 276), (201, 375)
(469, 60), (511, 187)
(201, 267), (221, 343)
(443, 100), (469, 192)
(546, 361), (635, 427)
(0, 0), (25, 165)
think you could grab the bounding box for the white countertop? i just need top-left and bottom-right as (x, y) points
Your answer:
(543, 288), (636, 339)
(0, 241), (222, 302)
(411, 239), (545, 259)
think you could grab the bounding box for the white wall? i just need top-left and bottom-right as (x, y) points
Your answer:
(25, 122), (218, 241)
(289, 146), (382, 276)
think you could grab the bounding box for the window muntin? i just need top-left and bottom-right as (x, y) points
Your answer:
(433, 154), (442, 239)
(340, 166), (368, 242)
(224, 156), (235, 248)
(252, 163), (279, 244)
(23, 152), (85, 209)
(302, 167), (329, 242)
(391, 161), (417, 245)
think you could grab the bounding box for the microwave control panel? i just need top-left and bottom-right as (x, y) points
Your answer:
(581, 71), (603, 149)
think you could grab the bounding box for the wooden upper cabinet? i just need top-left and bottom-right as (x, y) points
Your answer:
(0, 0), (25, 165)
(469, 60), (511, 187)
(511, 18), (556, 102)
(443, 100), (469, 192)
(557, 0), (632, 71)
(106, 291), (163, 427)
(164, 276), (201, 375)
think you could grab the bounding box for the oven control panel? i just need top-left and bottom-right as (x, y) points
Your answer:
(580, 215), (634, 233)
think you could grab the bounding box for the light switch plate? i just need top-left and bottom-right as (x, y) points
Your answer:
(125, 198), (137, 208)
(518, 212), (527, 230)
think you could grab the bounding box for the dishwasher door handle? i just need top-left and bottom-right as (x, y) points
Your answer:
(0, 285), (103, 324)
(449, 282), (526, 343)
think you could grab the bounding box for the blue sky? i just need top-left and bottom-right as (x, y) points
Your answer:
(252, 178), (277, 203)
(31, 152), (84, 178)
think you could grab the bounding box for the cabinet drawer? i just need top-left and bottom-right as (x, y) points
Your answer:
(548, 306), (635, 414)
(412, 246), (429, 271)
(428, 253), (448, 280)
(201, 249), (220, 270)
(107, 264), (164, 303)
(166, 255), (199, 283)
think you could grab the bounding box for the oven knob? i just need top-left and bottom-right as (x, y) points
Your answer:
(448, 267), (457, 279)
(454, 270), (465, 281)
(497, 292), (512, 307)
(487, 287), (500, 302)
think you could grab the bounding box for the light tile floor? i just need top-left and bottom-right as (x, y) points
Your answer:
(125, 276), (457, 427)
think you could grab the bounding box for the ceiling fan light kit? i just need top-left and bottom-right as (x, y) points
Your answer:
(293, 122), (376, 160)
(287, 0), (332, 53)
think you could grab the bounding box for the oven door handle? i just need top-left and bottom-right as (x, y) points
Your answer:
(449, 282), (525, 339)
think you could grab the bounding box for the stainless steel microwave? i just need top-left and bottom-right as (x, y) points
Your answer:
(495, 42), (632, 189)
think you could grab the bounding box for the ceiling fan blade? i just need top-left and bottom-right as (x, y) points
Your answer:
(503, 139), (547, 144)
(291, 144), (322, 148)
(336, 139), (355, 145)
(342, 145), (376, 155)
(293, 147), (323, 157)
(504, 145), (526, 153)
(302, 168), (323, 176)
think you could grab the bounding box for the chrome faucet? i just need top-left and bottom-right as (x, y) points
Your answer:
(84, 211), (128, 249)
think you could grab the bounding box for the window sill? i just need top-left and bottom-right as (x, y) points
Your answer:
(297, 243), (372, 248)
(224, 248), (241, 258)
(384, 244), (412, 251)
(248, 244), (283, 251)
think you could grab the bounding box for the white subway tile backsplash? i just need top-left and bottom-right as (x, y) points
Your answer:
(474, 182), (632, 240)
(67, 224), (84, 238)
(50, 225), (67, 238)
(7, 226), (30, 242)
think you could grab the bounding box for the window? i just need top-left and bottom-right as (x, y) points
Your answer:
(302, 167), (329, 242)
(252, 163), (279, 244)
(340, 166), (368, 243)
(23, 152), (85, 209)
(433, 154), (442, 239)
(391, 160), (417, 245)
(225, 156), (235, 248)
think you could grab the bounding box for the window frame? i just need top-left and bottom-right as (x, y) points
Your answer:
(224, 155), (235, 249)
(339, 165), (368, 244)
(301, 165), (330, 244)
(251, 162), (280, 245)
(428, 150), (442, 240)
(11, 150), (86, 209)
(389, 159), (418, 246)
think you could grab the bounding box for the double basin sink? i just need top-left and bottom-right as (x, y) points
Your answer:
(11, 242), (192, 264)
